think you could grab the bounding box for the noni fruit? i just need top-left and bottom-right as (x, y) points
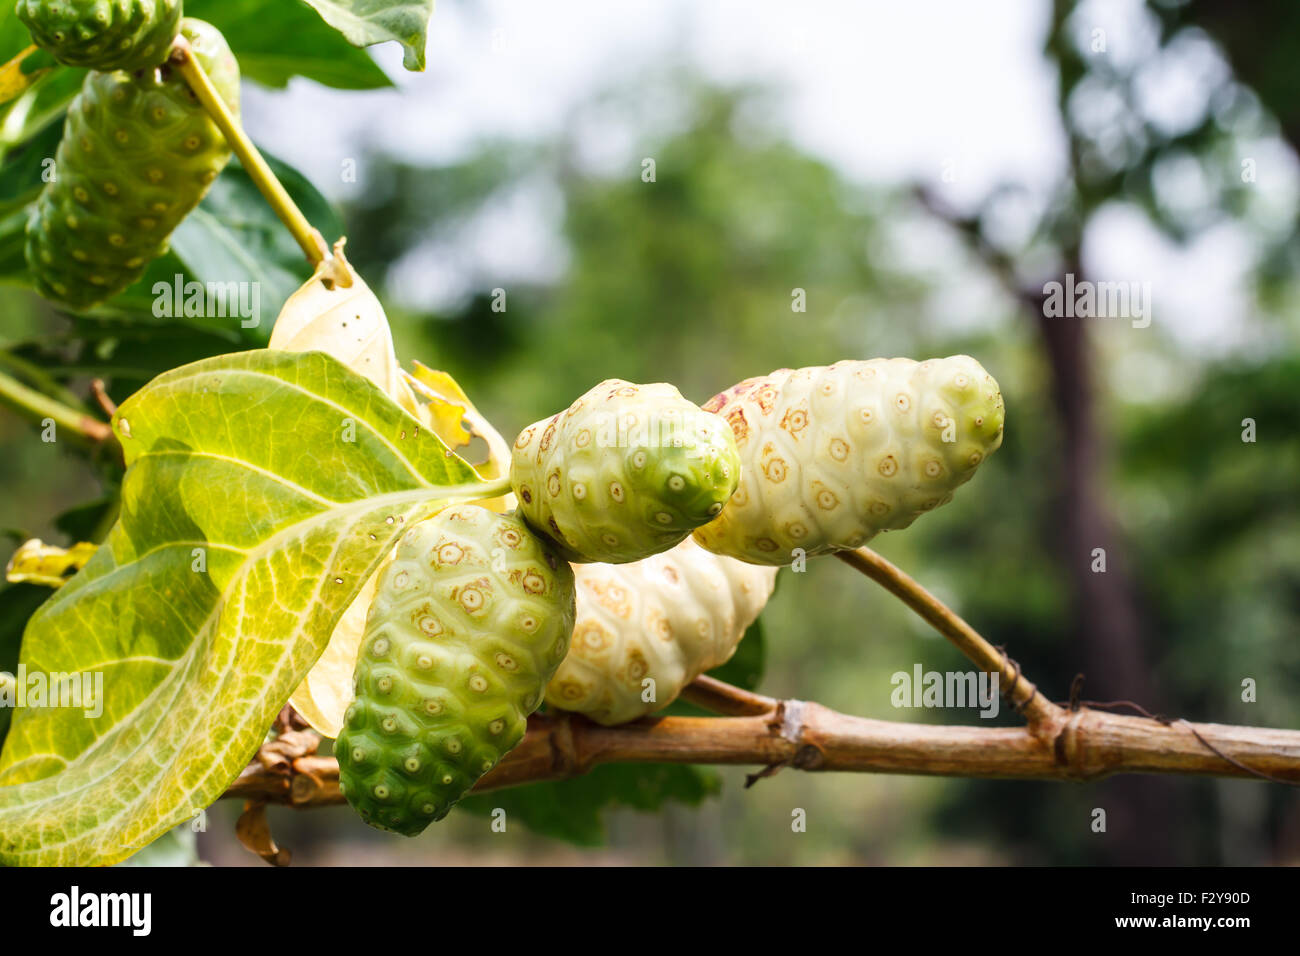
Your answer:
(335, 505), (576, 835)
(511, 380), (741, 564)
(693, 356), (1004, 565)
(546, 537), (777, 725)
(17, 0), (182, 72)
(24, 18), (238, 310)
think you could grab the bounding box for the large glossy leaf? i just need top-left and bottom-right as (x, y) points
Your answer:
(187, 0), (391, 90)
(0, 5), (29, 62)
(0, 349), (489, 865)
(0, 122), (60, 217)
(159, 152), (345, 335)
(305, 0), (436, 72)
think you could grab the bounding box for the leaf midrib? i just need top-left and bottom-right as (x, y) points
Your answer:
(137, 365), (432, 486)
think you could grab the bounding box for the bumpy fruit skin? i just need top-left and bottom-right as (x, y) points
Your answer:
(694, 357), (1005, 566)
(24, 18), (239, 310)
(336, 505), (576, 836)
(511, 380), (741, 564)
(546, 537), (776, 725)
(17, 0), (182, 72)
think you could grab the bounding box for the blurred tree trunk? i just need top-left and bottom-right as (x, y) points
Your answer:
(1028, 260), (1186, 865)
(913, 181), (1194, 861)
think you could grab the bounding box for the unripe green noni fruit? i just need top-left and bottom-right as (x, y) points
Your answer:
(694, 356), (1004, 566)
(24, 18), (239, 310)
(511, 380), (741, 564)
(17, 0), (183, 72)
(546, 537), (777, 725)
(336, 505), (576, 835)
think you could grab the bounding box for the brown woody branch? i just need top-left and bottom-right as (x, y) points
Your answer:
(224, 682), (1300, 809)
(223, 546), (1300, 813)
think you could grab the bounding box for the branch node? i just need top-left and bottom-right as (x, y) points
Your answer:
(289, 761), (325, 805)
(793, 744), (824, 771)
(1051, 706), (1095, 779)
(548, 713), (582, 777)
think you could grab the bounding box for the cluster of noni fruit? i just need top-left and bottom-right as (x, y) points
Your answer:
(16, 2), (239, 308)
(331, 355), (1005, 834)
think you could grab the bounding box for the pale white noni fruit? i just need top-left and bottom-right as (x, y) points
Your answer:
(545, 537), (777, 725)
(693, 356), (1005, 566)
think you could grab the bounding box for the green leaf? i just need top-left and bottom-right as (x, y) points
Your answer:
(0, 209), (27, 279)
(0, 5), (30, 62)
(0, 121), (60, 218)
(186, 0), (392, 90)
(0, 349), (488, 866)
(457, 763), (721, 846)
(304, 0), (436, 72)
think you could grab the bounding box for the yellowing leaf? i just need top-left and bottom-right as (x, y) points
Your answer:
(407, 361), (512, 485)
(287, 547), (387, 738)
(0, 350), (490, 865)
(4, 539), (98, 588)
(0, 46), (52, 109)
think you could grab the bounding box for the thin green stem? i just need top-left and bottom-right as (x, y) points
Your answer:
(474, 476), (514, 501)
(0, 367), (113, 444)
(0, 350), (87, 412)
(170, 38), (329, 268)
